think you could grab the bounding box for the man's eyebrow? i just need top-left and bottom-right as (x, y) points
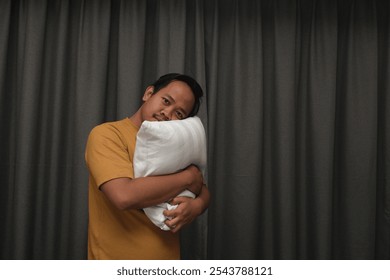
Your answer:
(166, 94), (189, 117)
(165, 94), (175, 103)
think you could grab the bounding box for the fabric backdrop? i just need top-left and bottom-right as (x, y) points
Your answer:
(0, 0), (389, 259)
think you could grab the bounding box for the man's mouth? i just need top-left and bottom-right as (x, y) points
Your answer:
(153, 114), (163, 121)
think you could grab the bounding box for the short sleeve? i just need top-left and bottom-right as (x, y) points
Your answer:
(85, 124), (134, 188)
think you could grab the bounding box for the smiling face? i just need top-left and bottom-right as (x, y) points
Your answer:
(130, 80), (196, 127)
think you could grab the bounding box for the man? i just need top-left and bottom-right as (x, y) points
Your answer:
(85, 73), (210, 259)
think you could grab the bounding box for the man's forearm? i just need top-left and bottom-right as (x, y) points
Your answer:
(101, 167), (202, 210)
(127, 174), (193, 208)
(193, 184), (210, 215)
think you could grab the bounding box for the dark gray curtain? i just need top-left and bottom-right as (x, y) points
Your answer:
(0, 0), (389, 260)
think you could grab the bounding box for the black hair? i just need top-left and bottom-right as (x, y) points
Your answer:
(151, 73), (203, 117)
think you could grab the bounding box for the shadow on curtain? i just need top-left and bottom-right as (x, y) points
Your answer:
(0, 0), (389, 259)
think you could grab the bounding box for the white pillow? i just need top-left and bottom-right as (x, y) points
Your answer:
(134, 116), (207, 177)
(133, 116), (207, 230)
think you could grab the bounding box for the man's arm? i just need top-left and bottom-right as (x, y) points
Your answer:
(101, 165), (203, 210)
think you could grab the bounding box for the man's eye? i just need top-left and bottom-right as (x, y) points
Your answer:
(176, 111), (184, 119)
(162, 98), (170, 104)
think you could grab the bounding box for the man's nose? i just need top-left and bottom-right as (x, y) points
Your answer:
(160, 109), (172, 121)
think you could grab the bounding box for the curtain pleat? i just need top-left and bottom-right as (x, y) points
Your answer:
(0, 0), (389, 260)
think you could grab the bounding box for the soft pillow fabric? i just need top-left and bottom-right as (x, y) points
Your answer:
(133, 116), (207, 230)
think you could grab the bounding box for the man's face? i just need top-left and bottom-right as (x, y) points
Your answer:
(140, 81), (195, 122)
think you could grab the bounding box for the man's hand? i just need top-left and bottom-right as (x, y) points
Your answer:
(163, 196), (201, 233)
(163, 184), (210, 233)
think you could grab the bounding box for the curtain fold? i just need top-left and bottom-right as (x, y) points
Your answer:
(0, 0), (389, 260)
(375, 0), (390, 259)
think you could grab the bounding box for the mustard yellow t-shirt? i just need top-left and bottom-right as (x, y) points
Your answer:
(85, 118), (180, 259)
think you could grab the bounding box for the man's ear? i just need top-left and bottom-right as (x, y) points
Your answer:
(142, 86), (154, 101)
